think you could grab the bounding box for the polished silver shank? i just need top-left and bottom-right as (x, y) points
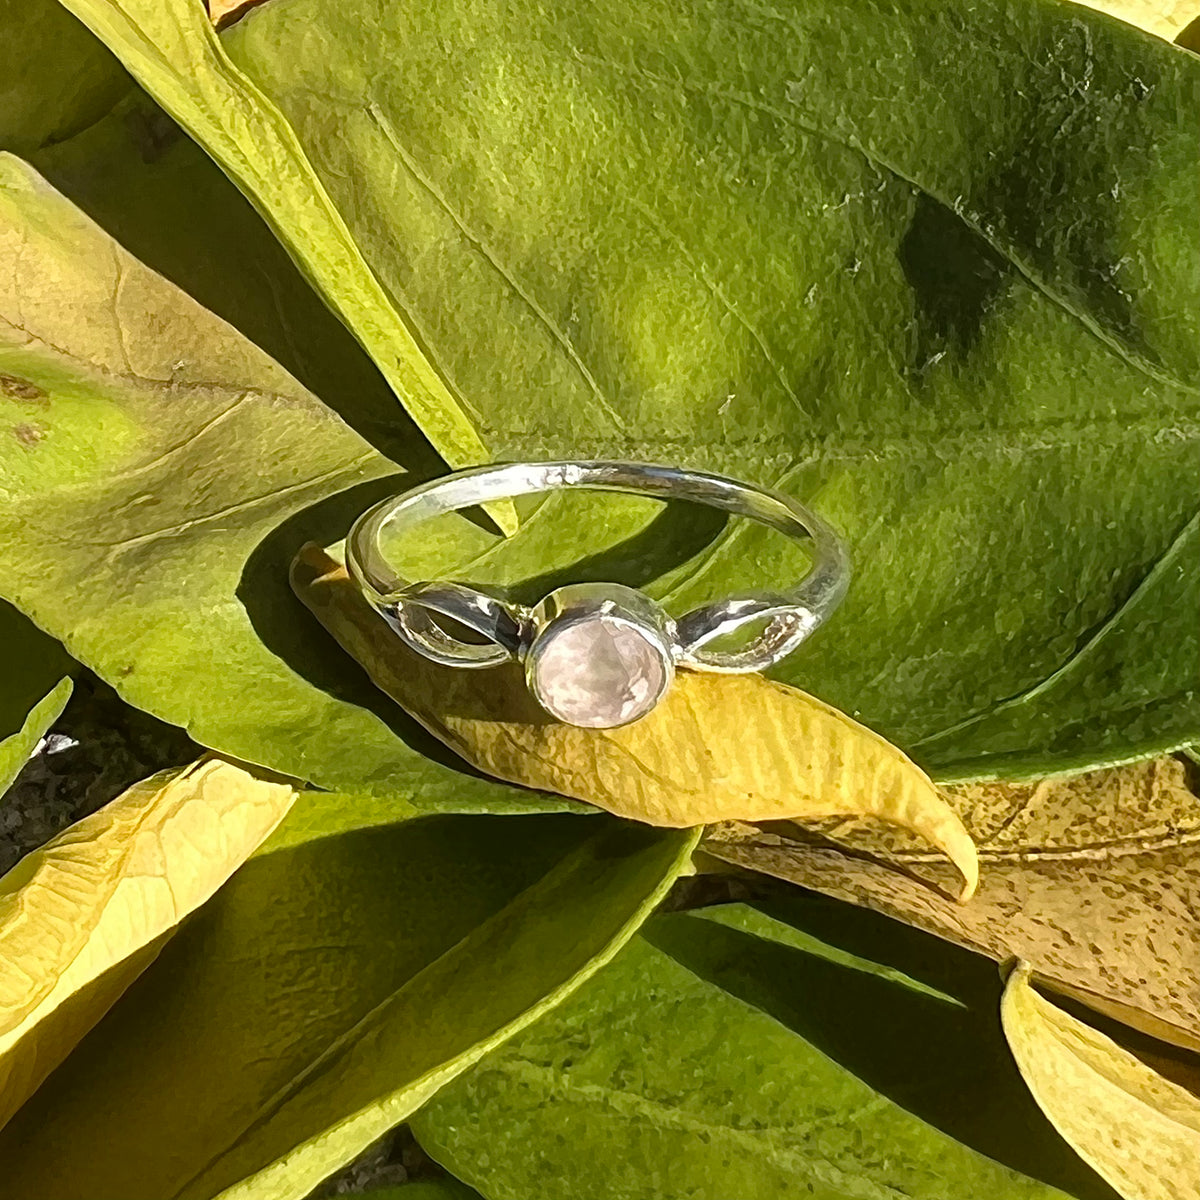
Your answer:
(346, 460), (850, 675)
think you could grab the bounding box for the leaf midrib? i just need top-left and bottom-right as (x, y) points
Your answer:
(476, 1050), (983, 1200)
(565, 42), (1197, 398)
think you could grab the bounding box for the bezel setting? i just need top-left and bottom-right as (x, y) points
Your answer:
(525, 584), (676, 729)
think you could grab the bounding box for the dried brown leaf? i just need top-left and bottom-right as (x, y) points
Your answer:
(707, 757), (1200, 1050)
(291, 545), (978, 900)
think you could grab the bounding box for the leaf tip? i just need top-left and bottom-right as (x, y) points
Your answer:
(290, 542), (341, 590)
(1004, 958), (1035, 989)
(956, 848), (979, 903)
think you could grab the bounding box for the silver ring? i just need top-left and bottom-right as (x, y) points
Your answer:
(346, 461), (850, 729)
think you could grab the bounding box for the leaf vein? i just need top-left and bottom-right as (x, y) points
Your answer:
(365, 102), (630, 436)
(568, 47), (1198, 395)
(490, 1054), (917, 1200)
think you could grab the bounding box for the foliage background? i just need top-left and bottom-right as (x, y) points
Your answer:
(0, 0), (1198, 1196)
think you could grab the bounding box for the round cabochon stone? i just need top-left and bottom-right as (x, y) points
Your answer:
(531, 614), (669, 728)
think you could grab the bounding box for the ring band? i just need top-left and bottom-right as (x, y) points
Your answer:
(346, 461), (850, 728)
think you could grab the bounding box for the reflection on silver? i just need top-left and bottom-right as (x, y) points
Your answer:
(345, 461), (850, 728)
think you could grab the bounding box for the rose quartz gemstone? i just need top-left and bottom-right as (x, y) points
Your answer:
(532, 615), (668, 728)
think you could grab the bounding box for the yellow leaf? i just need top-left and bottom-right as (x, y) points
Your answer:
(0, 758), (295, 1128)
(1064, 0), (1200, 39)
(292, 544), (977, 901)
(1002, 963), (1200, 1200)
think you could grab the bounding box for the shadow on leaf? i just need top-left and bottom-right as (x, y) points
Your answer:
(645, 896), (1120, 1200)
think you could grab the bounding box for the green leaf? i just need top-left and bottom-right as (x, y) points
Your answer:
(48, 0), (496, 483)
(10, 0), (1196, 778)
(0, 600), (74, 796)
(914, 512), (1200, 780)
(0, 153), (517, 796)
(0, 0), (128, 156)
(0, 808), (695, 1200)
(413, 898), (1119, 1200)
(363, 1182), (483, 1200)
(208, 0), (1199, 777)
(0, 670), (71, 799)
(0, 602), (73, 745)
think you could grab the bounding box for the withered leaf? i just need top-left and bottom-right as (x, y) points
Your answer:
(1003, 963), (1200, 1200)
(706, 756), (1200, 1050)
(0, 758), (294, 1128)
(291, 545), (978, 899)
